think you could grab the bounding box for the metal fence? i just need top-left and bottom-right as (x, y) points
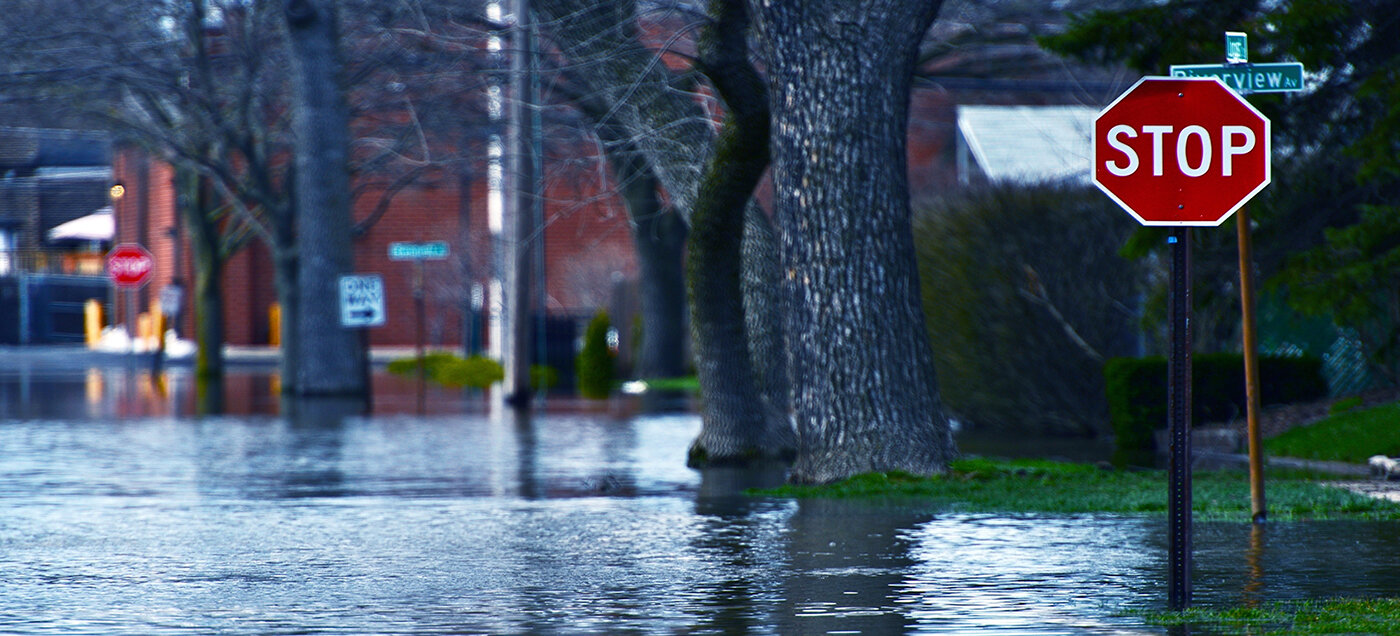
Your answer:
(0, 249), (106, 277)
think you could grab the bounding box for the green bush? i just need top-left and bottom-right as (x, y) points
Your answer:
(576, 310), (615, 399)
(387, 353), (504, 390)
(530, 364), (559, 392)
(1105, 353), (1327, 465)
(914, 183), (1144, 436)
(437, 355), (505, 389)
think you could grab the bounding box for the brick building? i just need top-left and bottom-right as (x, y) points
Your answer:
(110, 146), (637, 353)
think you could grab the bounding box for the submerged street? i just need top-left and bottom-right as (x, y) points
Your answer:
(3, 358), (1400, 634)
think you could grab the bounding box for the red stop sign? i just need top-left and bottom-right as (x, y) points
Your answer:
(1093, 77), (1270, 226)
(106, 243), (154, 288)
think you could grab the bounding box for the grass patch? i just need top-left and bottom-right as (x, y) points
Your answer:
(753, 458), (1400, 521)
(640, 376), (699, 392)
(1142, 598), (1400, 633)
(1266, 402), (1400, 464)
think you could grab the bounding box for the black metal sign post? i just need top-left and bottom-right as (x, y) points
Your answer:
(1167, 227), (1194, 610)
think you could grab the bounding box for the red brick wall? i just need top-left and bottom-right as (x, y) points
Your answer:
(113, 145), (641, 348)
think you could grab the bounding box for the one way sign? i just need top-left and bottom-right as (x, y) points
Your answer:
(339, 274), (386, 327)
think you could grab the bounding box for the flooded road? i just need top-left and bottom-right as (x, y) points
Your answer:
(2, 359), (1400, 634)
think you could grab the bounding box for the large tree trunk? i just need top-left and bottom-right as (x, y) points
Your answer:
(686, 0), (795, 465)
(742, 203), (787, 425)
(179, 167), (225, 386)
(282, 0), (366, 397)
(536, 0), (792, 463)
(750, 0), (955, 483)
(609, 145), (689, 380)
(182, 168), (228, 414)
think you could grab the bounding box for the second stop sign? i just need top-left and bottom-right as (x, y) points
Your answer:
(1093, 77), (1270, 226)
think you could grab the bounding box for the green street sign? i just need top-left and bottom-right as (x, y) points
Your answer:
(1168, 62), (1304, 94)
(1225, 31), (1248, 64)
(389, 241), (450, 260)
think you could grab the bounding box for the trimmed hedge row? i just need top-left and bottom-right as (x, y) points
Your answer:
(1106, 353), (1327, 465)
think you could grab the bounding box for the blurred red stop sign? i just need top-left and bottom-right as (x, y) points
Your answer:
(1093, 77), (1271, 226)
(106, 243), (154, 288)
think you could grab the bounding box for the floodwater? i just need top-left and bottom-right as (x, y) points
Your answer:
(3, 360), (1400, 634)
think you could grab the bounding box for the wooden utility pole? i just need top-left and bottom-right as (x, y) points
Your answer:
(502, 0), (538, 408)
(1238, 205), (1266, 523)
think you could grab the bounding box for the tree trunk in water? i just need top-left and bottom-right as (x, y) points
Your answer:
(179, 170), (224, 381)
(687, 0), (795, 465)
(750, 0), (955, 483)
(536, 0), (793, 464)
(180, 168), (226, 413)
(609, 147), (689, 380)
(273, 221), (299, 394)
(282, 0), (365, 397)
(743, 204), (787, 422)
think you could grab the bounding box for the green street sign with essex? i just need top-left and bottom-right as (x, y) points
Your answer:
(1169, 62), (1304, 94)
(388, 241), (449, 260)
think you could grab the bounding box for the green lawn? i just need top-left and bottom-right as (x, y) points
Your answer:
(1142, 598), (1400, 634)
(1266, 402), (1400, 464)
(753, 458), (1400, 521)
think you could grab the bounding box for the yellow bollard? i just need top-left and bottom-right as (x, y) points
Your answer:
(269, 302), (281, 347)
(84, 299), (103, 348)
(149, 300), (163, 349)
(137, 312), (152, 349)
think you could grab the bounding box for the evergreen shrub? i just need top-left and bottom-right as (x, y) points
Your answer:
(576, 310), (615, 399)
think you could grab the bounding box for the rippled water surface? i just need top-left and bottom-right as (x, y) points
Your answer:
(3, 363), (1400, 634)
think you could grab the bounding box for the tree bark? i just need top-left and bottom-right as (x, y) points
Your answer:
(282, 0), (366, 396)
(536, 0), (793, 464)
(561, 63), (691, 382)
(181, 168), (225, 385)
(686, 0), (795, 465)
(749, 0), (955, 483)
(607, 143), (689, 380)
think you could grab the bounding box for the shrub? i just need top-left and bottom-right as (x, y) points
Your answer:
(914, 183), (1144, 436)
(576, 310), (615, 399)
(387, 353), (503, 390)
(436, 355), (505, 389)
(531, 364), (559, 392)
(1105, 353), (1328, 465)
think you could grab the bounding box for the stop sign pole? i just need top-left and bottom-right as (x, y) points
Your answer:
(106, 243), (155, 354)
(1093, 76), (1272, 611)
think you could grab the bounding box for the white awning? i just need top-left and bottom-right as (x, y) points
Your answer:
(47, 207), (114, 242)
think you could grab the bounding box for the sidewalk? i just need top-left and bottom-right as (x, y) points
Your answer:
(0, 344), (445, 369)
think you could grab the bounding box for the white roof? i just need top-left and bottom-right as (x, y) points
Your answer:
(956, 105), (1096, 184)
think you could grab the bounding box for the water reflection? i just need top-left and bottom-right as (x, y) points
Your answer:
(691, 465), (794, 633)
(9, 365), (1400, 633)
(783, 499), (923, 634)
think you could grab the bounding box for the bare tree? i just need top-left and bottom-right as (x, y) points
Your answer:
(0, 0), (292, 390)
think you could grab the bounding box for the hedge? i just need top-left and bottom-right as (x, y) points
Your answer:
(1106, 353), (1327, 465)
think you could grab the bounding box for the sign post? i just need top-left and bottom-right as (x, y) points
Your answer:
(1174, 36), (1306, 527)
(340, 274), (385, 411)
(106, 243), (154, 355)
(389, 241), (451, 413)
(1093, 76), (1272, 610)
(339, 274), (386, 328)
